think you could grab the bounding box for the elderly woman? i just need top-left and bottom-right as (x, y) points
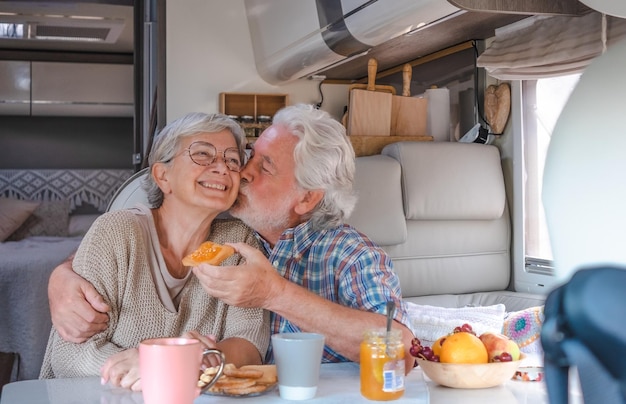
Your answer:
(39, 112), (269, 391)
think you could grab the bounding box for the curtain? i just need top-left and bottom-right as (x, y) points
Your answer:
(477, 12), (626, 80)
(0, 169), (133, 212)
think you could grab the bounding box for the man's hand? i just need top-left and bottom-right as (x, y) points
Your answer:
(48, 259), (110, 343)
(101, 348), (141, 391)
(192, 242), (285, 309)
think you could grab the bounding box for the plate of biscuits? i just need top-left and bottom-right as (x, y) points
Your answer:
(199, 363), (278, 397)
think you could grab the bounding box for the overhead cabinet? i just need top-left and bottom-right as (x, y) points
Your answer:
(0, 61), (133, 117)
(31, 62), (133, 117)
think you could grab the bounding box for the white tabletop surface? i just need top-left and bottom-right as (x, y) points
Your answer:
(1, 361), (581, 404)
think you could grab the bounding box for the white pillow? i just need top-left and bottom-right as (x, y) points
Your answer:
(0, 197), (40, 241)
(406, 302), (506, 347)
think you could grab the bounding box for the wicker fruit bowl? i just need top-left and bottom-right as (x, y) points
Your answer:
(417, 354), (525, 389)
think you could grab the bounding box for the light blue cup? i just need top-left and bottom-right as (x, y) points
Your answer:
(271, 332), (325, 400)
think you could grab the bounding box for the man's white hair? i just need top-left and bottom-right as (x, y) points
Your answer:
(272, 104), (357, 231)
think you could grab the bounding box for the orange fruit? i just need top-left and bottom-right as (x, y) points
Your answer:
(432, 336), (447, 357)
(439, 332), (488, 364)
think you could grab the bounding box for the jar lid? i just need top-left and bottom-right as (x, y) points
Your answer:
(363, 328), (402, 341)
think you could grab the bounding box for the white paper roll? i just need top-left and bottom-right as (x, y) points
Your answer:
(426, 88), (451, 142)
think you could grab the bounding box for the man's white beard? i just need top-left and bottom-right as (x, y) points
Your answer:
(231, 184), (294, 235)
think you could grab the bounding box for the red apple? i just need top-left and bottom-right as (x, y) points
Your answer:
(478, 332), (520, 362)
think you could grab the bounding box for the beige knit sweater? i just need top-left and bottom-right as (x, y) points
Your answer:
(40, 208), (270, 379)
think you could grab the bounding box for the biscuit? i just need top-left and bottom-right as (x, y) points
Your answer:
(223, 367), (264, 379)
(199, 363), (277, 395)
(215, 376), (258, 389)
(240, 364), (277, 384)
(223, 384), (268, 395)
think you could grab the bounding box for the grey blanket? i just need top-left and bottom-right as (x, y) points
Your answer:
(0, 236), (82, 381)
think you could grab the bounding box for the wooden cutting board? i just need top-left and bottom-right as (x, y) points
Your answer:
(347, 59), (392, 137)
(484, 83), (510, 134)
(347, 62), (396, 96)
(391, 64), (428, 136)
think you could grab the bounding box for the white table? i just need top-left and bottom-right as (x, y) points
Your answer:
(0, 362), (579, 404)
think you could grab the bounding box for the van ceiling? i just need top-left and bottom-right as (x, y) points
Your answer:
(320, 11), (528, 82)
(0, 0), (590, 82)
(0, 1), (134, 57)
(313, 0), (591, 83)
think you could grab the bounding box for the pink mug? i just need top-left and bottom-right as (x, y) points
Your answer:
(139, 337), (225, 404)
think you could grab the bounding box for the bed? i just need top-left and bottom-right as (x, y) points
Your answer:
(0, 169), (133, 384)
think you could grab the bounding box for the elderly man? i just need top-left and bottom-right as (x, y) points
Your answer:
(48, 104), (416, 373)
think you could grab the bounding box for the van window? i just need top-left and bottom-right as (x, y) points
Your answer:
(522, 73), (581, 270)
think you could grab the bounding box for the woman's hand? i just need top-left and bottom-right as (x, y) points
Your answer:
(182, 330), (222, 368)
(100, 348), (141, 391)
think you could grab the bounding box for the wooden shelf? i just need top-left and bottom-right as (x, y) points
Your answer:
(240, 122), (272, 130)
(220, 92), (287, 140)
(219, 92), (288, 121)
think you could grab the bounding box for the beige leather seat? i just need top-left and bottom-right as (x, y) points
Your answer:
(347, 141), (544, 311)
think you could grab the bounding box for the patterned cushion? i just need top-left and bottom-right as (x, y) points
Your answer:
(0, 197), (40, 242)
(8, 200), (70, 240)
(503, 306), (545, 354)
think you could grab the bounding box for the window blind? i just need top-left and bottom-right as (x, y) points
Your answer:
(477, 12), (626, 80)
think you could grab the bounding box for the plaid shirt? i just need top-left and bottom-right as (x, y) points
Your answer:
(260, 220), (410, 363)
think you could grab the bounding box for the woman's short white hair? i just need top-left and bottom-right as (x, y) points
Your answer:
(272, 104), (357, 230)
(143, 112), (246, 208)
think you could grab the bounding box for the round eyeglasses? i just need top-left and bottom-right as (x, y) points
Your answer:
(183, 141), (243, 172)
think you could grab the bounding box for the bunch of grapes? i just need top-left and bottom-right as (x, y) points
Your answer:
(453, 323), (475, 335)
(492, 352), (513, 362)
(409, 338), (440, 362)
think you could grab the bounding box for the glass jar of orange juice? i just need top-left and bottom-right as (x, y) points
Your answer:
(360, 328), (405, 400)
